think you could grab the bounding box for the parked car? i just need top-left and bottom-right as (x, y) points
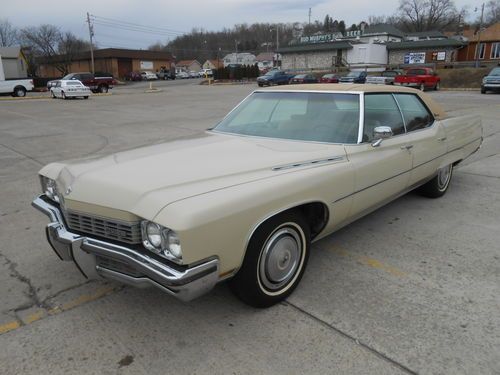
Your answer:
(125, 71), (142, 81)
(289, 74), (318, 84)
(47, 72), (114, 93)
(176, 71), (189, 79)
(200, 69), (213, 77)
(257, 70), (294, 86)
(188, 71), (199, 78)
(141, 71), (158, 80)
(155, 67), (175, 80)
(320, 73), (340, 83)
(365, 70), (404, 85)
(0, 56), (33, 97)
(339, 71), (368, 84)
(32, 85), (482, 308)
(50, 80), (91, 99)
(394, 67), (440, 91)
(481, 67), (500, 94)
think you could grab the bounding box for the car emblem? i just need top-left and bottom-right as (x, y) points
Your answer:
(65, 186), (72, 195)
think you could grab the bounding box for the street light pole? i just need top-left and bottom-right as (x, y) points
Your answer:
(475, 3), (485, 68)
(86, 12), (95, 74)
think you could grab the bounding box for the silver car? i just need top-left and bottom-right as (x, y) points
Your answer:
(50, 80), (91, 99)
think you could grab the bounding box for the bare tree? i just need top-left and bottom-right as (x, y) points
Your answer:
(19, 25), (90, 75)
(397, 0), (459, 31)
(485, 0), (500, 25)
(0, 18), (18, 47)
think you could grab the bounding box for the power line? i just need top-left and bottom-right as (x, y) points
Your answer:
(91, 14), (187, 35)
(93, 20), (182, 37)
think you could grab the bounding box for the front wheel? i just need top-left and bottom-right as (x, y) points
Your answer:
(98, 85), (109, 93)
(61, 91), (67, 100)
(418, 164), (453, 198)
(229, 211), (310, 308)
(434, 82), (440, 91)
(420, 82), (426, 91)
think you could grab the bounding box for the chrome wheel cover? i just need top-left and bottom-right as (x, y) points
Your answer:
(437, 164), (452, 190)
(258, 225), (304, 293)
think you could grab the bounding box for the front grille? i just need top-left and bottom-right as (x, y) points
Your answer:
(65, 210), (142, 244)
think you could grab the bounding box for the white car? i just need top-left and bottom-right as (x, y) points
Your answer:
(176, 71), (189, 79)
(50, 80), (91, 99)
(141, 71), (158, 80)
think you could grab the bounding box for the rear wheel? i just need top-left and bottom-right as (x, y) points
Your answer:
(419, 164), (453, 198)
(13, 86), (26, 97)
(98, 85), (109, 93)
(434, 81), (440, 91)
(83, 96), (89, 99)
(420, 82), (425, 91)
(229, 211), (310, 308)
(51, 91), (56, 99)
(61, 91), (67, 100)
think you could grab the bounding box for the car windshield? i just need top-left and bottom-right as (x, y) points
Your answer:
(295, 75), (306, 78)
(323, 74), (335, 78)
(62, 74), (75, 80)
(347, 72), (360, 77)
(214, 92), (360, 144)
(489, 68), (500, 76)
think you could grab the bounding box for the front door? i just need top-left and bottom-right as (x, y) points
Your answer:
(345, 93), (412, 219)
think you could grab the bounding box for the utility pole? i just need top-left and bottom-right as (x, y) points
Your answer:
(475, 3), (485, 68)
(308, 8), (312, 25)
(86, 12), (95, 74)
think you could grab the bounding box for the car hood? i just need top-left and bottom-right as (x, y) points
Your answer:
(41, 132), (346, 220)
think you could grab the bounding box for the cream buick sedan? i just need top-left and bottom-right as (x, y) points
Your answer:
(33, 84), (482, 307)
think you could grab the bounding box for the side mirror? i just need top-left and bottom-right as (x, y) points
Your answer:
(372, 126), (393, 147)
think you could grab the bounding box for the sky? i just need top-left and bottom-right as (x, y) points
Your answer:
(3, 0), (477, 49)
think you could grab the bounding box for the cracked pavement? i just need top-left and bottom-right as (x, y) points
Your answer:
(0, 82), (499, 374)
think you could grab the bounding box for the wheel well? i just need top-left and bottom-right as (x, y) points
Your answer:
(259, 202), (328, 240)
(14, 85), (26, 91)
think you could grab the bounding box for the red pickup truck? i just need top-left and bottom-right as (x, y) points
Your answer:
(394, 67), (440, 91)
(47, 72), (115, 93)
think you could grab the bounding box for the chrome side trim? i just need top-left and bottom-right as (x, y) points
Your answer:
(272, 156), (344, 171)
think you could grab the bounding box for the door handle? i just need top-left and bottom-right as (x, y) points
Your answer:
(400, 145), (414, 150)
(437, 137), (447, 142)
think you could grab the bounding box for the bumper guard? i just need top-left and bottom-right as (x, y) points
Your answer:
(32, 195), (219, 301)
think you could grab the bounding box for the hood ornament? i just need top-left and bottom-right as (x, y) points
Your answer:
(65, 186), (72, 195)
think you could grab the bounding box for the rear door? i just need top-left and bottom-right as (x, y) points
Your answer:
(344, 93), (412, 218)
(394, 93), (447, 186)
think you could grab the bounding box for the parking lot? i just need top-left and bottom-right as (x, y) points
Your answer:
(0, 83), (499, 375)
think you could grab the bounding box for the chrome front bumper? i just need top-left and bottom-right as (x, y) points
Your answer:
(32, 195), (219, 302)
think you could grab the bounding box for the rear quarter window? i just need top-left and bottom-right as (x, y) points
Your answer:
(394, 94), (434, 132)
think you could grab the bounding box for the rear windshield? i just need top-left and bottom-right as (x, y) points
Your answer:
(214, 92), (360, 144)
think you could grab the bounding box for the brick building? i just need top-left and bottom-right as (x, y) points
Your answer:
(38, 48), (174, 79)
(386, 39), (466, 66)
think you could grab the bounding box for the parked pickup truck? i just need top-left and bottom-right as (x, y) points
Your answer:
(0, 56), (33, 97)
(394, 67), (440, 91)
(366, 70), (404, 85)
(257, 70), (294, 86)
(47, 72), (115, 93)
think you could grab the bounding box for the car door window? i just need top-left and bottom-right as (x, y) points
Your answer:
(363, 94), (405, 141)
(394, 94), (434, 132)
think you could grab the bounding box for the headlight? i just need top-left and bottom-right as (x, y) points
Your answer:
(482, 78), (488, 84)
(141, 221), (182, 263)
(40, 176), (60, 203)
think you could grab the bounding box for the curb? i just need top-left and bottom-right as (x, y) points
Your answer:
(0, 92), (112, 101)
(440, 88), (480, 91)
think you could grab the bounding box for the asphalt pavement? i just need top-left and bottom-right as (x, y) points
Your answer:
(0, 84), (498, 375)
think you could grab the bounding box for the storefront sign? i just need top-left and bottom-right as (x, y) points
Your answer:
(140, 61), (154, 70)
(404, 52), (426, 64)
(298, 32), (343, 44)
(431, 51), (446, 61)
